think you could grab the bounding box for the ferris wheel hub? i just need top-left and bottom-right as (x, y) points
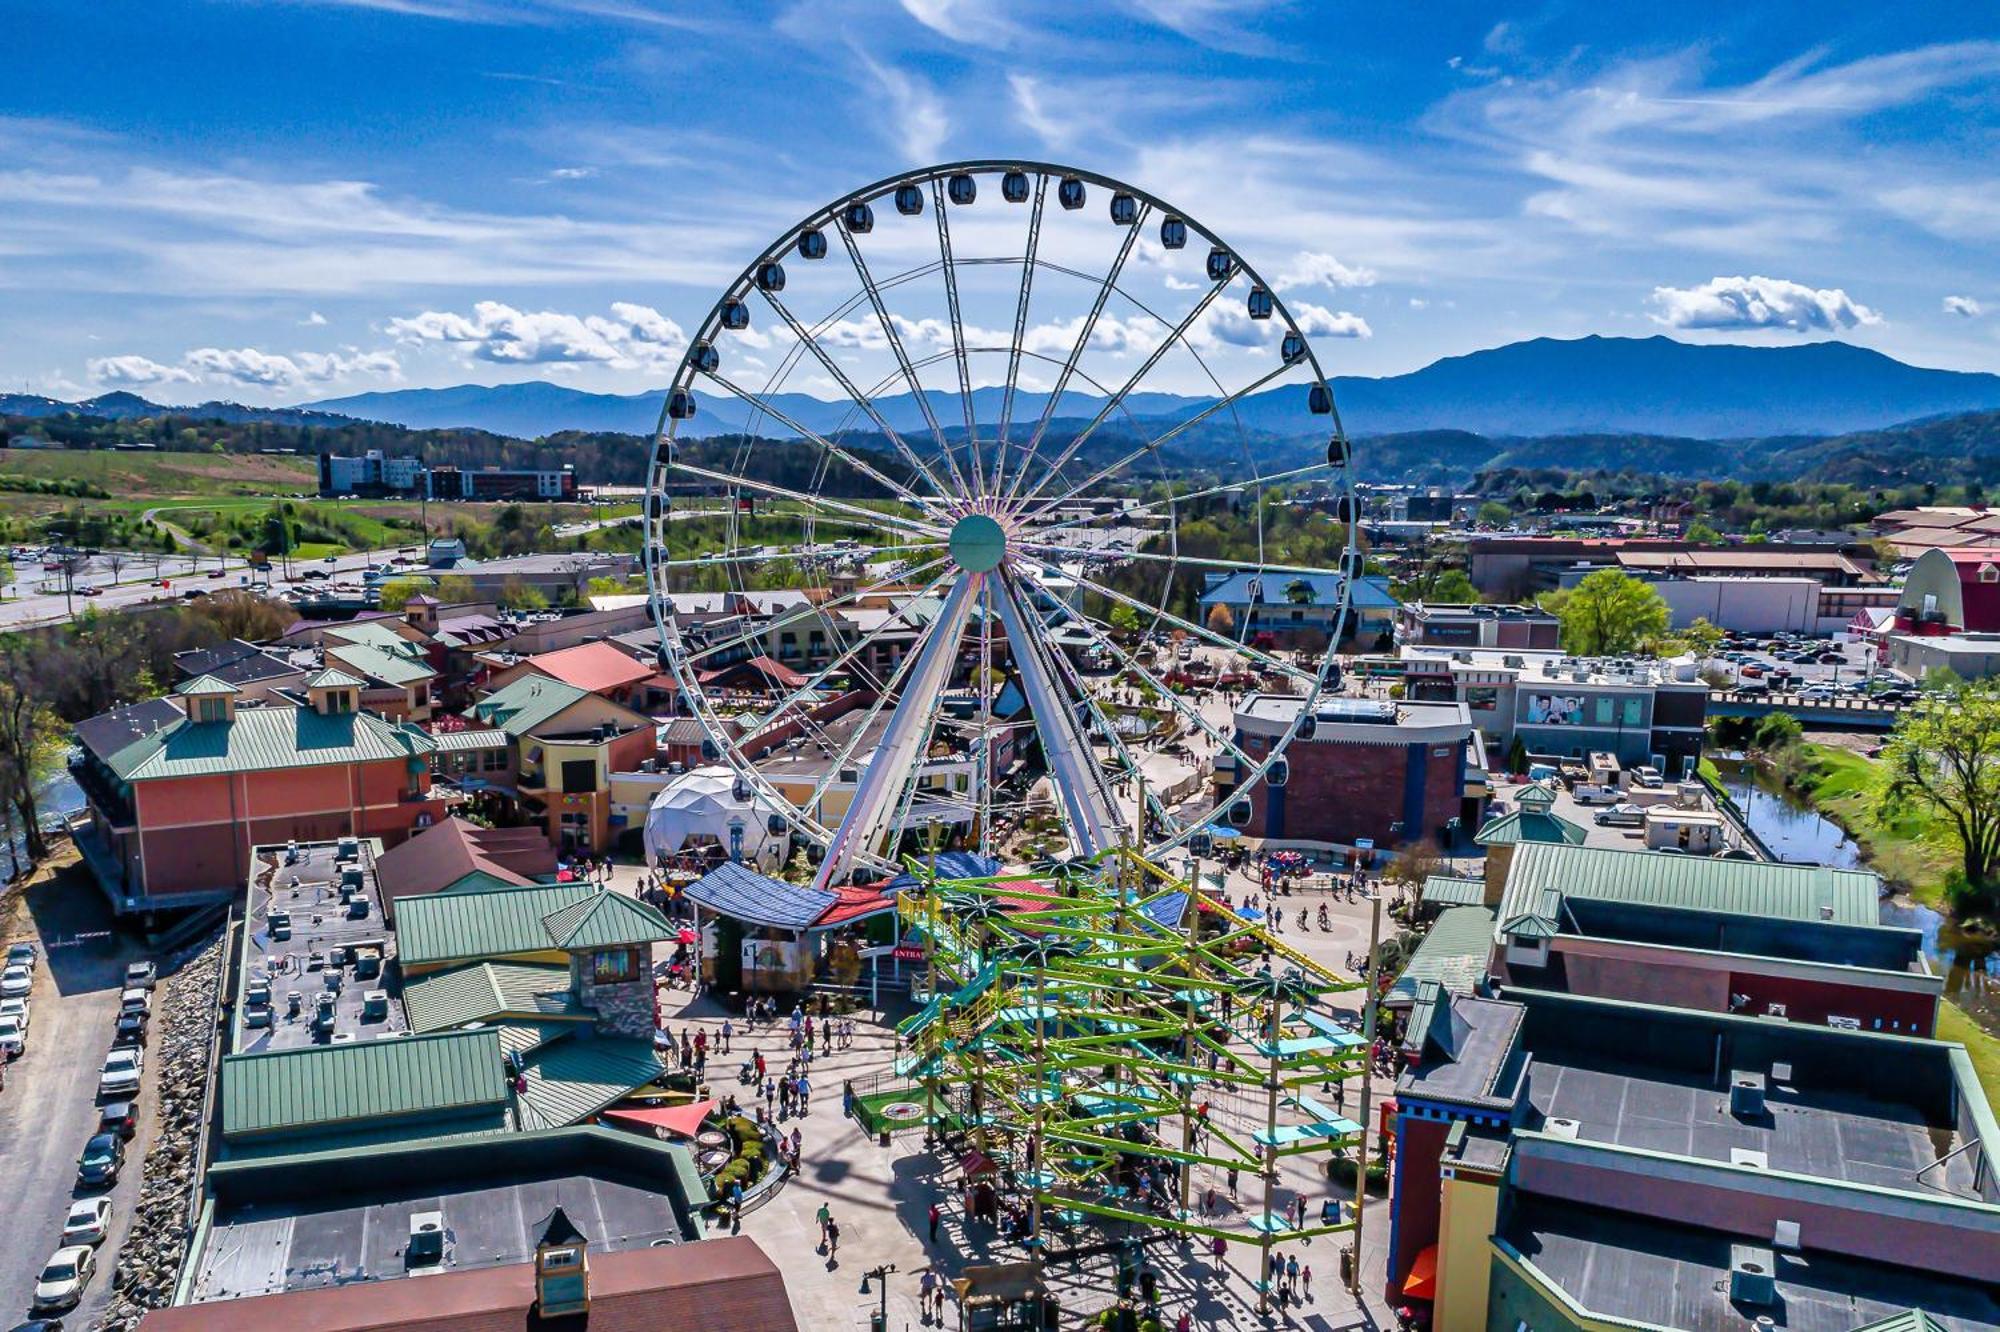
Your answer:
(949, 513), (1008, 573)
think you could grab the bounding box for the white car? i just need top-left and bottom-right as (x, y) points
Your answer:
(32, 1244), (95, 1312)
(62, 1197), (112, 1246)
(0, 964), (31, 998)
(0, 994), (28, 1030)
(0, 1014), (24, 1058)
(125, 960), (158, 990)
(98, 1047), (143, 1098)
(5, 940), (35, 972)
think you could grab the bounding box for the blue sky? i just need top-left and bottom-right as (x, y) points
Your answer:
(5, 1), (1999, 406)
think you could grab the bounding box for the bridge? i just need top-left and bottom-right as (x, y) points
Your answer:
(1705, 690), (1905, 731)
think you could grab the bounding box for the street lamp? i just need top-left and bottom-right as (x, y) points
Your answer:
(859, 1263), (896, 1332)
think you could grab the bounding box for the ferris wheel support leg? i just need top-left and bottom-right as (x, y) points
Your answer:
(990, 573), (1122, 860)
(812, 575), (979, 892)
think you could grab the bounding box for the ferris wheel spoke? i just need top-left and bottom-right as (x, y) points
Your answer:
(676, 555), (948, 667)
(755, 286), (966, 505)
(991, 172), (1049, 498)
(990, 572), (1122, 858)
(796, 602), (943, 823)
(931, 178), (986, 500)
(1007, 277), (1229, 509)
(742, 561), (958, 733)
(1011, 549), (1320, 686)
(1016, 542), (1352, 581)
(1026, 464), (1333, 542)
(1001, 200), (1153, 508)
(651, 537), (943, 572)
(666, 459), (943, 540)
(698, 371), (945, 514)
(975, 573), (998, 861)
(1019, 359), (1300, 523)
(832, 222), (973, 499)
(813, 574), (980, 890)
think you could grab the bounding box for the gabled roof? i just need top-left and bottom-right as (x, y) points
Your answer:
(326, 636), (436, 688)
(1421, 875), (1488, 907)
(73, 698), (184, 765)
(303, 667), (364, 690)
(174, 639), (302, 687)
(1198, 569), (1399, 609)
(177, 674), (241, 697)
(1475, 807), (1588, 847)
(375, 815), (540, 907)
(1499, 841), (1881, 931)
(394, 882), (598, 967)
(220, 1028), (508, 1138)
(1389, 905), (1497, 1006)
(541, 889), (676, 951)
(103, 705), (437, 782)
(515, 1036), (665, 1131)
(521, 640), (654, 695)
(402, 961), (584, 1032)
(472, 675), (594, 737)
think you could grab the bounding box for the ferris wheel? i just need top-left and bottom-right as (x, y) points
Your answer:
(645, 160), (1358, 890)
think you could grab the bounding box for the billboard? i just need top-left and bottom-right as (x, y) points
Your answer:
(1524, 693), (1586, 726)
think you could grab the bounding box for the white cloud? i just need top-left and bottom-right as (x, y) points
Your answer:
(182, 345), (402, 390)
(386, 299), (687, 369)
(848, 46), (949, 163)
(1290, 303), (1373, 339)
(87, 354), (195, 387)
(1272, 251), (1377, 291)
(548, 166), (595, 180)
(1882, 182), (2000, 240)
(1648, 275), (1881, 333)
(1944, 295), (1984, 318)
(898, 0), (1019, 46)
(303, 310), (327, 326)
(1408, 297), (1429, 310)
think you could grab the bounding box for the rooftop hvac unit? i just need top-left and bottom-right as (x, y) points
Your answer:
(1728, 1244), (1778, 1306)
(1730, 1071), (1767, 1117)
(1543, 1117), (1582, 1140)
(1729, 1148), (1769, 1169)
(407, 1211), (446, 1267)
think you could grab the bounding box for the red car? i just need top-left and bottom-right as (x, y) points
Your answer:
(1739, 664), (1764, 678)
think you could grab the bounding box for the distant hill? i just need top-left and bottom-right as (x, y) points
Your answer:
(0, 390), (357, 428)
(302, 336), (2000, 441)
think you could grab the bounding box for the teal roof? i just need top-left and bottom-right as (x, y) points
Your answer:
(541, 890), (676, 951)
(402, 960), (584, 1032)
(220, 1028), (508, 1138)
(304, 666), (364, 689)
(515, 1036), (664, 1130)
(432, 727), (511, 752)
(1848, 1313), (1951, 1332)
(327, 619), (416, 651)
(1475, 808), (1588, 847)
(395, 882), (598, 967)
(1421, 874), (1488, 907)
(104, 704), (437, 782)
(473, 675), (592, 737)
(327, 636), (436, 688)
(1499, 841), (1881, 933)
(176, 674), (240, 697)
(1389, 906), (1497, 1006)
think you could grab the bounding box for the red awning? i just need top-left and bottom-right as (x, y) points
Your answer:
(960, 1149), (999, 1178)
(604, 1100), (717, 1139)
(1401, 1245), (1438, 1300)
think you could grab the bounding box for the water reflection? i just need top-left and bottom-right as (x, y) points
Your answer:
(1722, 768), (1997, 1035)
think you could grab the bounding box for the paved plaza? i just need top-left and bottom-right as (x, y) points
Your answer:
(630, 852), (1404, 1332)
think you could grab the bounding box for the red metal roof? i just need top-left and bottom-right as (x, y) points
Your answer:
(814, 885), (896, 929)
(523, 642), (655, 696)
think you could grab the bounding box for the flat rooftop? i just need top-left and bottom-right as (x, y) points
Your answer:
(190, 1168), (688, 1303)
(240, 840), (406, 1054)
(1526, 1047), (1978, 1198)
(1505, 1198), (2000, 1332)
(1399, 643), (1701, 688)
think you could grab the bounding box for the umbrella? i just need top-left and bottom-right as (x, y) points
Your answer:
(677, 927), (699, 945)
(1201, 823), (1241, 840)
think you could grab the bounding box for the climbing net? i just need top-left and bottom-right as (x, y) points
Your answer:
(895, 848), (1375, 1269)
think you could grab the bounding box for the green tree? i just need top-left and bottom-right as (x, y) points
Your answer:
(376, 578), (432, 612)
(0, 639), (65, 862)
(1109, 603), (1141, 637)
(1678, 616), (1726, 659)
(1205, 602), (1235, 636)
(435, 574), (476, 603)
(1540, 569), (1669, 656)
(1684, 521), (1725, 546)
(1475, 500), (1511, 527)
(500, 576), (550, 611)
(1879, 682), (2000, 912)
(1426, 569), (1479, 604)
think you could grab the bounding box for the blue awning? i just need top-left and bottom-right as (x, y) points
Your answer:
(1201, 824), (1241, 841)
(685, 861), (835, 930)
(887, 851), (1002, 893)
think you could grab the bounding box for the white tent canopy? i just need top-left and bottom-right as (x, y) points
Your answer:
(643, 765), (788, 870)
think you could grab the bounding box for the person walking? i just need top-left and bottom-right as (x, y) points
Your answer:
(720, 1018), (733, 1054)
(1302, 1263), (1313, 1301)
(815, 1201), (832, 1245)
(920, 1270), (938, 1323)
(928, 1200), (942, 1243)
(764, 1076), (777, 1115)
(1286, 1254), (1300, 1300)
(754, 1049), (767, 1080)
(799, 1072), (812, 1115)
(825, 1217), (840, 1260)
(790, 1125), (803, 1161)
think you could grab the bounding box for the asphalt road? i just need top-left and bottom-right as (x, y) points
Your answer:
(0, 882), (159, 1327)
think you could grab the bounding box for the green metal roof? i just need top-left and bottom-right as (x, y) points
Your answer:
(328, 636), (436, 688)
(541, 890), (676, 951)
(1848, 1312), (1951, 1332)
(1475, 808), (1588, 847)
(1389, 906), (1497, 1006)
(1500, 841), (1881, 931)
(473, 675), (592, 738)
(395, 882), (598, 967)
(433, 727), (511, 752)
(304, 666), (364, 689)
(327, 619), (416, 651)
(220, 1028), (508, 1138)
(1421, 874), (1488, 907)
(515, 1036), (664, 1130)
(496, 1021), (576, 1059)
(104, 704), (438, 782)
(176, 674), (240, 697)
(402, 961), (583, 1032)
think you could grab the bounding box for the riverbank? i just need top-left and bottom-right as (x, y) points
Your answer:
(1939, 1001), (2000, 1105)
(1765, 743), (1958, 911)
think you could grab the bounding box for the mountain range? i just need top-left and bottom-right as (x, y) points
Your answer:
(297, 335), (2000, 442)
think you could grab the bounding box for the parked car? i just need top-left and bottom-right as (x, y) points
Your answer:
(8, 1317), (68, 1331)
(97, 1048), (142, 1099)
(1735, 680), (1771, 697)
(61, 1199), (111, 1248)
(0, 1015), (25, 1059)
(1572, 784), (1621, 805)
(1738, 664), (1764, 679)
(118, 988), (150, 1016)
(76, 1133), (124, 1188)
(113, 1011), (147, 1047)
(6, 941), (36, 972)
(124, 961), (157, 991)
(0, 964), (30, 998)
(31, 1247), (95, 1313)
(1630, 766), (1663, 788)
(0, 994), (29, 1031)
(97, 1101), (136, 1140)
(1594, 803), (1647, 828)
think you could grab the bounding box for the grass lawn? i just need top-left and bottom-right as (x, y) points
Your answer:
(1938, 1001), (2000, 1107)
(1788, 744), (1959, 909)
(1, 448), (315, 497)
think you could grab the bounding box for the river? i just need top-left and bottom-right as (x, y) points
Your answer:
(1720, 765), (1999, 1037)
(3, 765), (84, 882)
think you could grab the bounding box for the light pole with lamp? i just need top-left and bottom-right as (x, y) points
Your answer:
(859, 1263), (897, 1332)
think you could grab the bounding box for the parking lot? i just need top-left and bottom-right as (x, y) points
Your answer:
(1, 860), (162, 1327)
(1704, 633), (1900, 697)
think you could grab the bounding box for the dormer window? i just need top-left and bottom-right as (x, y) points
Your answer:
(1980, 563), (1999, 584)
(196, 697), (228, 723)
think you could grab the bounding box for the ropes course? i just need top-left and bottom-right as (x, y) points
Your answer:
(892, 847), (1378, 1304)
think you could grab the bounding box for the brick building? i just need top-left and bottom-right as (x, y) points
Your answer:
(1219, 696), (1476, 850)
